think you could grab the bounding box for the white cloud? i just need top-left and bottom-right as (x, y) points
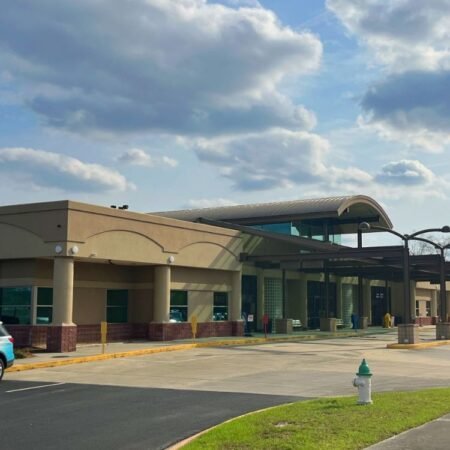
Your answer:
(186, 198), (237, 208)
(161, 156), (178, 168)
(193, 129), (372, 191)
(375, 160), (435, 185)
(118, 148), (154, 167)
(0, 0), (321, 137)
(328, 0), (450, 151)
(117, 148), (178, 168)
(327, 0), (450, 72)
(0, 147), (133, 192)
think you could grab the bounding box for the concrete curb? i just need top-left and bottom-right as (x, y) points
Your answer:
(167, 403), (295, 449)
(7, 331), (367, 373)
(387, 339), (450, 350)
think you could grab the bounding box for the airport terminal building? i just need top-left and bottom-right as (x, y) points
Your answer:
(0, 196), (448, 351)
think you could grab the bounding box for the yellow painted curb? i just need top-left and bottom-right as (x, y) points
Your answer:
(6, 331), (372, 373)
(387, 340), (450, 349)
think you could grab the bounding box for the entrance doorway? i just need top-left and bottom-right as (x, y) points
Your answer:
(242, 275), (257, 332)
(371, 286), (390, 326)
(307, 281), (337, 329)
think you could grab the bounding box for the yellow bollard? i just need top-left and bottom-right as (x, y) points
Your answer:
(190, 315), (198, 339)
(101, 321), (107, 354)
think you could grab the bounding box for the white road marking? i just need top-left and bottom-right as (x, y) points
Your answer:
(6, 382), (66, 393)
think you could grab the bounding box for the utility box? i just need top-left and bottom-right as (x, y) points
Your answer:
(275, 318), (293, 334)
(320, 317), (337, 332)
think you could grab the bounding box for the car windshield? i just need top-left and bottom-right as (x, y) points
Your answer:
(0, 323), (9, 337)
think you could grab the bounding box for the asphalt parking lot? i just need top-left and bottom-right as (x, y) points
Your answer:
(3, 334), (450, 449)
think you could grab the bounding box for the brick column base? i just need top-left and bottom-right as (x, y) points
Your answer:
(47, 325), (77, 352)
(231, 320), (244, 336)
(397, 323), (419, 344)
(436, 322), (450, 340)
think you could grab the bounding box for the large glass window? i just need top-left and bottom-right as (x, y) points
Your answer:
(213, 292), (228, 321)
(0, 287), (32, 324)
(37, 287), (53, 324)
(426, 301), (431, 317)
(170, 290), (188, 322)
(107, 290), (128, 323)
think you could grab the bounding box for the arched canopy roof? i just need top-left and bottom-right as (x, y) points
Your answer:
(152, 195), (393, 235)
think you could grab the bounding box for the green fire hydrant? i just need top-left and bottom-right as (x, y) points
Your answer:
(352, 359), (373, 405)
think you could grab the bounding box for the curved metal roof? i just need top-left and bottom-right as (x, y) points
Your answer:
(152, 195), (393, 232)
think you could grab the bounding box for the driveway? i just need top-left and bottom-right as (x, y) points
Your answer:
(3, 334), (450, 448)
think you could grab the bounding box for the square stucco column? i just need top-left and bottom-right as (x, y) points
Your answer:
(231, 271), (242, 321)
(153, 265), (171, 323)
(431, 290), (438, 317)
(48, 257), (76, 352)
(231, 271), (244, 336)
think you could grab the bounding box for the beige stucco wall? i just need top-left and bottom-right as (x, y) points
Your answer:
(171, 267), (232, 291)
(73, 287), (105, 324)
(0, 201), (242, 273)
(188, 291), (213, 322)
(129, 289), (153, 323)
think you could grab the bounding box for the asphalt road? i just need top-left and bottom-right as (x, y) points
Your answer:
(4, 334), (450, 449)
(0, 380), (303, 450)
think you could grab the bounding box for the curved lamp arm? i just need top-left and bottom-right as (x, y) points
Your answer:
(359, 222), (406, 242)
(409, 226), (450, 239)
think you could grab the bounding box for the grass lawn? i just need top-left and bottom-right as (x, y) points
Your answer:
(184, 388), (450, 450)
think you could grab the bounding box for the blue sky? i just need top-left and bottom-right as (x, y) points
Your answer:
(1, 0), (449, 238)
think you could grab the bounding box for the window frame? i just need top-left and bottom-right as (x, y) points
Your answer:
(106, 289), (129, 324)
(213, 292), (229, 321)
(170, 290), (188, 322)
(0, 286), (32, 325)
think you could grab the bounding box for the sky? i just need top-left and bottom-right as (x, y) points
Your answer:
(1, 0), (450, 239)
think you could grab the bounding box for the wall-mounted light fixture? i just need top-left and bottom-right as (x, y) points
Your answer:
(167, 255), (175, 264)
(54, 244), (63, 254)
(70, 246), (79, 255)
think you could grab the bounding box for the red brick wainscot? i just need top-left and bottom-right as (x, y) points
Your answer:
(413, 316), (436, 326)
(6, 325), (48, 348)
(77, 323), (148, 344)
(148, 321), (244, 341)
(47, 325), (77, 352)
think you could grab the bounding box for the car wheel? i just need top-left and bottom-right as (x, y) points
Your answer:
(0, 358), (5, 381)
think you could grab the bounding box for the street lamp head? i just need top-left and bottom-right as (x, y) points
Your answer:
(359, 222), (371, 231)
(441, 225), (450, 233)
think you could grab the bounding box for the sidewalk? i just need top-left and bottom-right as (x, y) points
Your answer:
(9, 327), (394, 372)
(366, 414), (450, 449)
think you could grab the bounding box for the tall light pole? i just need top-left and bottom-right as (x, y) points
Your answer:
(359, 223), (450, 325)
(408, 235), (450, 321)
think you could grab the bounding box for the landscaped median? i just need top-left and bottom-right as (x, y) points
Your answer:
(178, 388), (450, 450)
(6, 331), (368, 373)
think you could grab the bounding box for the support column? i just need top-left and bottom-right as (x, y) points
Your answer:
(153, 265), (171, 323)
(231, 271), (244, 336)
(47, 257), (76, 352)
(299, 274), (308, 328)
(148, 265), (172, 341)
(336, 277), (343, 320)
(256, 269), (265, 331)
(410, 281), (416, 322)
(363, 279), (371, 326)
(431, 289), (438, 320)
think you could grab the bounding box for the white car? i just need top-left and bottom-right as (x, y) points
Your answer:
(0, 322), (15, 381)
